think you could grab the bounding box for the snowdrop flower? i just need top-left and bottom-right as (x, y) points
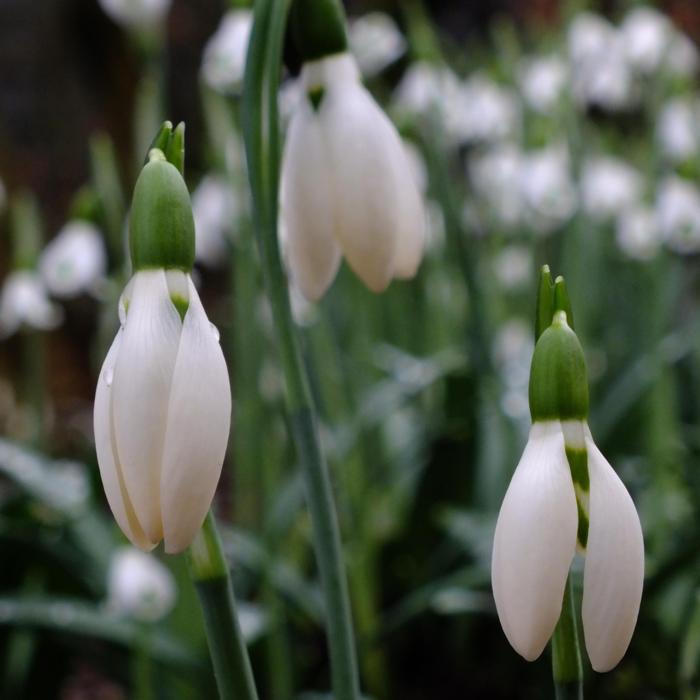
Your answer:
(0, 271), (63, 338)
(655, 176), (700, 254)
(349, 12), (406, 77)
(666, 31), (699, 78)
(492, 293), (644, 671)
(457, 75), (520, 145)
(620, 7), (672, 75)
(616, 206), (660, 261)
(580, 156), (642, 222)
(191, 175), (238, 267)
(393, 61), (461, 117)
(200, 10), (252, 95)
(95, 150), (231, 553)
(656, 97), (700, 163)
(519, 55), (568, 113)
(107, 547), (176, 622)
(493, 246), (533, 291)
(281, 52), (425, 300)
(98, 0), (170, 29)
(39, 220), (106, 298)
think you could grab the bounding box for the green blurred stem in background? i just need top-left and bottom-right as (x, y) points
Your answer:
(243, 1), (361, 699)
(551, 576), (583, 700)
(187, 512), (259, 700)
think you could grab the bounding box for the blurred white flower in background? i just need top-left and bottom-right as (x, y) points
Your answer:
(349, 12), (406, 77)
(580, 156), (642, 222)
(656, 97), (700, 163)
(457, 75), (520, 144)
(39, 221), (106, 299)
(620, 7), (672, 75)
(98, 0), (170, 29)
(0, 271), (63, 338)
(666, 31), (699, 77)
(493, 246), (533, 291)
(656, 176), (700, 254)
(107, 547), (176, 622)
(518, 55), (568, 113)
(615, 206), (660, 261)
(200, 9), (253, 94)
(192, 175), (238, 267)
(492, 319), (533, 422)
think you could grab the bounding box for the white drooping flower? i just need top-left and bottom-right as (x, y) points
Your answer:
(620, 7), (672, 75)
(393, 61), (461, 117)
(0, 271), (63, 338)
(349, 12), (406, 77)
(666, 31), (699, 78)
(200, 9), (253, 95)
(518, 55), (568, 113)
(98, 0), (170, 29)
(39, 220), (107, 298)
(492, 311), (644, 672)
(580, 156), (642, 222)
(616, 206), (660, 261)
(655, 176), (700, 254)
(656, 97), (700, 163)
(94, 269), (231, 553)
(107, 546), (176, 622)
(280, 52), (425, 300)
(191, 175), (239, 267)
(457, 74), (520, 145)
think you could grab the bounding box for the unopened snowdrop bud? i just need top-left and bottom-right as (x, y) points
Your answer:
(94, 148), (231, 554)
(492, 269), (644, 672)
(107, 547), (176, 622)
(281, 52), (425, 300)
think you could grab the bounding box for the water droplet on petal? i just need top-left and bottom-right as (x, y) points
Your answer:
(209, 323), (220, 342)
(105, 368), (114, 387)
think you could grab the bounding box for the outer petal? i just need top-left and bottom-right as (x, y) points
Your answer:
(160, 277), (231, 553)
(112, 270), (182, 543)
(320, 77), (402, 292)
(582, 434), (644, 672)
(280, 96), (341, 301)
(94, 329), (156, 551)
(491, 421), (578, 661)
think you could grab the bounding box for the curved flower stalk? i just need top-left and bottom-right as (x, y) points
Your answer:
(280, 52), (425, 300)
(492, 273), (644, 673)
(94, 150), (231, 554)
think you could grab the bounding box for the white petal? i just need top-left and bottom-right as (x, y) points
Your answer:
(280, 97), (341, 301)
(582, 435), (644, 672)
(94, 329), (156, 550)
(491, 421), (578, 661)
(160, 277), (231, 553)
(112, 270), (182, 543)
(320, 78), (402, 292)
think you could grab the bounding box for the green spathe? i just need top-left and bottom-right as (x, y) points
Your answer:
(129, 150), (195, 272)
(289, 0), (348, 63)
(529, 311), (589, 421)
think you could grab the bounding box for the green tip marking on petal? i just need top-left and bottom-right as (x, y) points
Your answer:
(308, 87), (326, 111)
(565, 447), (590, 492)
(170, 294), (189, 322)
(576, 498), (589, 550)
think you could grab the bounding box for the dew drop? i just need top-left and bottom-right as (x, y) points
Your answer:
(209, 323), (220, 342)
(104, 368), (114, 387)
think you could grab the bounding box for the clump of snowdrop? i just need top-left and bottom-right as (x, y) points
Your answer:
(94, 146), (231, 554)
(0, 271), (63, 338)
(580, 156), (642, 222)
(348, 12), (406, 77)
(200, 9), (253, 95)
(492, 271), (644, 671)
(98, 0), (170, 29)
(39, 220), (107, 299)
(518, 55), (568, 114)
(655, 176), (700, 254)
(107, 547), (176, 622)
(281, 52), (425, 299)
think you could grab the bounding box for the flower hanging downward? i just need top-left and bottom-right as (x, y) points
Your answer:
(94, 145), (231, 554)
(491, 272), (644, 672)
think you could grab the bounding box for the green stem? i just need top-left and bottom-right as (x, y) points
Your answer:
(242, 2), (361, 700)
(551, 575), (583, 700)
(187, 512), (259, 700)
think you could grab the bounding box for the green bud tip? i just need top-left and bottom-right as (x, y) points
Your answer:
(289, 0), (348, 64)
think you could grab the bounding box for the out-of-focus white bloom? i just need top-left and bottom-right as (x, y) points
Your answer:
(519, 55), (568, 113)
(616, 206), (660, 261)
(493, 246), (533, 291)
(349, 12), (406, 77)
(666, 32), (699, 77)
(493, 420), (644, 669)
(0, 271), (63, 338)
(655, 176), (700, 254)
(519, 145), (577, 232)
(402, 140), (428, 193)
(94, 270), (231, 553)
(98, 0), (170, 28)
(492, 318), (532, 421)
(568, 13), (636, 111)
(620, 7), (672, 74)
(281, 53), (425, 300)
(656, 97), (700, 162)
(457, 75), (520, 144)
(580, 157), (642, 222)
(39, 221), (106, 298)
(107, 547), (176, 622)
(469, 144), (523, 227)
(393, 61), (460, 116)
(200, 10), (253, 94)
(192, 175), (238, 267)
